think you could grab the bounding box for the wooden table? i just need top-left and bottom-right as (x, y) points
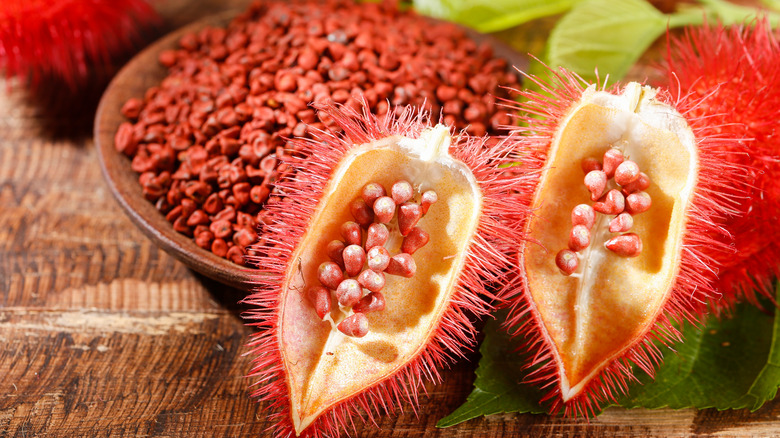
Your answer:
(2, 1), (779, 436)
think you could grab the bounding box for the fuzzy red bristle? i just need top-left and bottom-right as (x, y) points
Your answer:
(0, 0), (158, 88)
(662, 19), (780, 309)
(502, 66), (750, 416)
(241, 104), (532, 437)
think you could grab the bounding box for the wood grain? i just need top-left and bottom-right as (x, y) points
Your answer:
(2, 0), (780, 437)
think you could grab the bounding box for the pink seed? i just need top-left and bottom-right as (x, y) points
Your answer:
(420, 190), (438, 215)
(343, 244), (367, 277)
(358, 269), (385, 293)
(353, 292), (385, 313)
(584, 170), (607, 201)
(373, 196), (396, 224)
(581, 157), (602, 174)
(338, 313), (369, 337)
(593, 189), (625, 215)
(326, 240), (346, 268)
(614, 160), (640, 186)
(367, 246), (391, 271)
(365, 223), (389, 249)
(622, 172), (650, 194)
(609, 212), (634, 233)
(306, 286), (331, 320)
(602, 148), (625, 179)
(605, 233), (643, 257)
(398, 202), (422, 236)
(555, 249), (579, 276)
(341, 221), (362, 246)
(571, 204), (595, 230)
(391, 180), (414, 205)
(626, 191), (652, 214)
(568, 224), (591, 252)
(386, 253), (416, 277)
(361, 182), (386, 207)
(401, 227), (430, 254)
(350, 198), (374, 228)
(318, 261), (344, 290)
(336, 279), (362, 307)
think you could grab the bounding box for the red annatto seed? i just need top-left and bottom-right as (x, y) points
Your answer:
(306, 286), (331, 320)
(366, 246), (391, 271)
(352, 291), (385, 313)
(571, 204), (595, 229)
(555, 249), (579, 276)
(365, 223), (389, 249)
(318, 262), (344, 290)
(626, 191), (652, 214)
(593, 189), (626, 215)
(336, 279), (362, 307)
(343, 245), (367, 277)
(614, 160), (641, 186)
(584, 170), (607, 201)
(605, 233), (643, 257)
(350, 198), (374, 228)
(372, 196), (396, 224)
(337, 313), (369, 338)
(398, 203), (422, 236)
(210, 219), (233, 239)
(195, 230), (214, 250)
(401, 227), (430, 255)
(233, 227), (258, 247)
(420, 190), (438, 215)
(186, 209), (210, 226)
(211, 238), (228, 257)
(386, 253), (416, 277)
(361, 182), (386, 207)
(340, 221), (362, 246)
(568, 224), (591, 252)
(327, 240), (346, 268)
(581, 157), (602, 174)
(227, 245), (245, 265)
(609, 212), (634, 233)
(391, 180), (414, 205)
(250, 185), (271, 204)
(358, 269), (385, 293)
(622, 172), (650, 194)
(602, 148), (625, 179)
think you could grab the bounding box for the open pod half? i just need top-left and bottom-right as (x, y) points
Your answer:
(243, 105), (526, 437)
(505, 70), (749, 416)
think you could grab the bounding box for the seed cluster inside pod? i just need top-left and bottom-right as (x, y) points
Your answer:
(307, 179), (436, 338)
(113, 0), (522, 267)
(243, 104), (526, 437)
(504, 71), (749, 417)
(556, 146), (653, 275)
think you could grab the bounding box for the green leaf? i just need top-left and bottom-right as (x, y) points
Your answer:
(546, 0), (667, 82)
(412, 0), (581, 33)
(440, 285), (780, 427)
(436, 312), (546, 428)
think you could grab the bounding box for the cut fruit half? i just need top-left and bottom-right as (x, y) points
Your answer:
(243, 105), (526, 436)
(505, 70), (749, 416)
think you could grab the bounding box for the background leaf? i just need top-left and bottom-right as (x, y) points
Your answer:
(439, 286), (780, 427)
(413, 0), (580, 33)
(546, 0), (667, 82)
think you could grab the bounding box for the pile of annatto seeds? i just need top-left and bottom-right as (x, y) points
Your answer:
(114, 0), (522, 267)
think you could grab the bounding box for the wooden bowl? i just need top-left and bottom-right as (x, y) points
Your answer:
(94, 10), (526, 292)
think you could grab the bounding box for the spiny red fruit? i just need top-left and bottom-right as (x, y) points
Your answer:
(242, 104), (526, 437)
(662, 20), (780, 308)
(504, 68), (749, 417)
(0, 0), (158, 88)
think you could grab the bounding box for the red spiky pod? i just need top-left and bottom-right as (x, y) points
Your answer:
(503, 68), (749, 416)
(662, 19), (780, 308)
(242, 104), (528, 437)
(0, 0), (158, 89)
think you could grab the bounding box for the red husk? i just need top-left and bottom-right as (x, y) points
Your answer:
(241, 104), (531, 437)
(662, 19), (780, 309)
(0, 0), (158, 89)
